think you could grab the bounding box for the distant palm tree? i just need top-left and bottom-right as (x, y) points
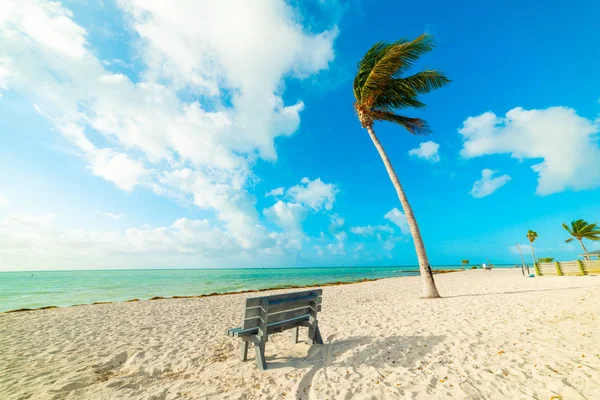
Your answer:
(526, 230), (538, 274)
(562, 219), (600, 261)
(353, 34), (450, 298)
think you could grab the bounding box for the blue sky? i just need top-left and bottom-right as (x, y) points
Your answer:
(1, 0), (599, 271)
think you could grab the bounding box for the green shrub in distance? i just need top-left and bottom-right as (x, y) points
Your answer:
(537, 257), (554, 263)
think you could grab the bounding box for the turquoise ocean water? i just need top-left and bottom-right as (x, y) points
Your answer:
(0, 265), (513, 312)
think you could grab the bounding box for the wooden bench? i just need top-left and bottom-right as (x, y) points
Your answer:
(226, 289), (323, 370)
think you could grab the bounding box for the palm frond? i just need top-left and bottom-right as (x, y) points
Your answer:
(371, 111), (430, 135)
(353, 42), (396, 102)
(562, 222), (573, 235)
(572, 219), (586, 231)
(359, 34), (435, 102)
(395, 70), (451, 96)
(353, 34), (448, 134)
(579, 223), (598, 234)
(373, 71), (450, 110)
(373, 92), (427, 111)
(565, 238), (574, 243)
(563, 219), (600, 241)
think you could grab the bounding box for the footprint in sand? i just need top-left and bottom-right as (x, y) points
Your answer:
(93, 351), (129, 374)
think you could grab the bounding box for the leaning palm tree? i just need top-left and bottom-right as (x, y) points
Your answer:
(526, 230), (537, 274)
(562, 219), (600, 261)
(353, 34), (450, 298)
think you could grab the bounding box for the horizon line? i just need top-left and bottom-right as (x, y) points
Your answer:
(0, 263), (519, 273)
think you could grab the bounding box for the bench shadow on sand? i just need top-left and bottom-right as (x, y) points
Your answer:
(262, 333), (445, 399)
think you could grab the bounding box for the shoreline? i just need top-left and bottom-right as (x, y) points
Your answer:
(4, 269), (458, 314)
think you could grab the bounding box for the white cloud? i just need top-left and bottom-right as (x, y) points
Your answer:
(384, 208), (410, 235)
(102, 59), (133, 69)
(326, 241), (345, 255)
(311, 214), (347, 255)
(334, 231), (347, 242)
(459, 106), (600, 195)
(348, 209), (410, 251)
(0, 57), (12, 94)
(353, 243), (365, 253)
(263, 200), (307, 233)
(0, 0), (337, 253)
(0, 195), (9, 206)
(383, 236), (404, 251)
(510, 244), (530, 256)
(287, 177), (338, 211)
(469, 169), (511, 198)
(350, 225), (394, 236)
(89, 149), (148, 191)
(117, 0), (336, 160)
(4, 213), (56, 229)
(314, 241), (346, 257)
(408, 141), (440, 162)
(0, 213), (242, 269)
(95, 211), (126, 220)
(510, 243), (561, 258)
(329, 213), (345, 231)
(266, 187), (284, 197)
(263, 176), (338, 247)
(3, 212), (365, 270)
(3, 1), (88, 59)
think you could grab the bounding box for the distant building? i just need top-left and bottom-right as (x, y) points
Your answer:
(578, 250), (600, 259)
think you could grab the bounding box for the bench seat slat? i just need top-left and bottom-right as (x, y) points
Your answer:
(227, 314), (310, 337)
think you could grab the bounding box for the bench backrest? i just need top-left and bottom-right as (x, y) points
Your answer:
(241, 289), (323, 331)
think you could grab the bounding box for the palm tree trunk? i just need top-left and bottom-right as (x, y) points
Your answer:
(529, 242), (536, 275)
(366, 126), (441, 298)
(578, 239), (591, 261)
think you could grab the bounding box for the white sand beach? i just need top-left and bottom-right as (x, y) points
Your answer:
(1, 269), (599, 399)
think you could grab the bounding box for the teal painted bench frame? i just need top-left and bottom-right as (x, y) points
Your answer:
(226, 289), (323, 370)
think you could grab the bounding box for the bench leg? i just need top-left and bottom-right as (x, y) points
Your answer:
(240, 340), (249, 361)
(291, 326), (299, 344)
(254, 343), (267, 370)
(314, 325), (323, 345)
(310, 321), (323, 345)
